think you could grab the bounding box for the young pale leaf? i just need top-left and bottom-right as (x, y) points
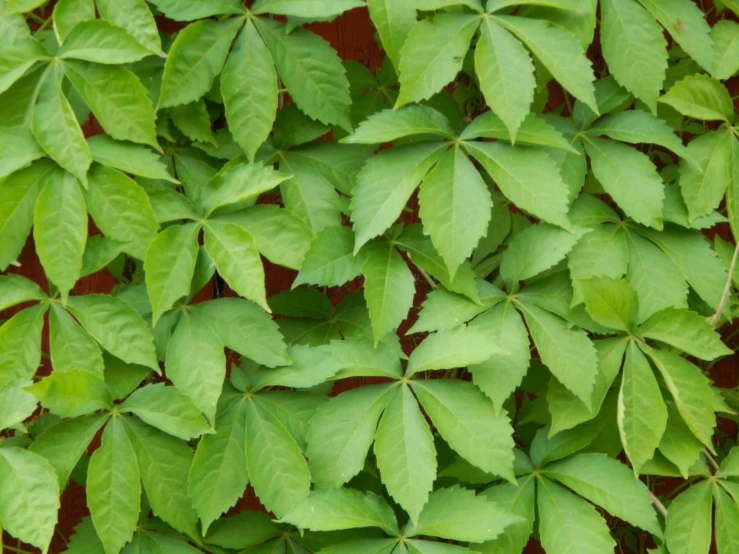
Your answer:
(307, 383), (397, 487)
(59, 19), (153, 64)
(221, 20), (277, 163)
(396, 13), (480, 106)
(407, 326), (505, 377)
(63, 60), (159, 150)
(600, 0), (667, 111)
(412, 380), (515, 481)
(537, 477), (616, 554)
(659, 74), (733, 122)
(342, 106), (454, 144)
(713, 20), (739, 80)
(579, 276), (638, 333)
(374, 385), (437, 523)
(640, 308), (731, 360)
(33, 169), (86, 303)
(205, 221), (268, 312)
(0, 304), (46, 389)
(28, 369), (112, 418)
(144, 223), (200, 326)
(88, 136), (177, 183)
(366, 0), (417, 69)
(121, 383), (210, 440)
(254, 17), (351, 130)
(245, 400), (311, 517)
(679, 129), (732, 221)
(0, 447), (60, 553)
(87, 417), (141, 554)
(95, 0), (163, 55)
(418, 146), (493, 277)
(280, 488), (400, 535)
(619, 341), (667, 474)
(294, 225), (365, 288)
(406, 486), (518, 543)
(664, 480), (712, 554)
(475, 17), (535, 140)
(159, 18), (243, 109)
(350, 141), (446, 252)
(66, 294), (159, 370)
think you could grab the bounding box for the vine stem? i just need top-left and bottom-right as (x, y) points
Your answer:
(704, 449), (721, 473)
(708, 238), (739, 327)
(647, 490), (668, 519)
(406, 254), (436, 289)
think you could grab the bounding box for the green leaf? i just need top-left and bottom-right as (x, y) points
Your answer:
(87, 417), (141, 554)
(366, 0), (417, 69)
(461, 111), (578, 153)
(205, 510), (281, 550)
(476, 17), (534, 140)
(583, 136), (664, 229)
(51, 0), (94, 44)
(714, 485), (739, 554)
(0, 273), (45, 312)
(0, 446), (60, 552)
(643, 346), (716, 449)
(519, 302), (598, 407)
(88, 136), (177, 183)
(619, 341), (667, 474)
(28, 369), (112, 418)
(252, 0), (364, 17)
(190, 298), (290, 367)
(294, 225), (365, 288)
(0, 38), (49, 95)
(66, 294), (159, 370)
(86, 165), (159, 260)
(254, 17), (351, 130)
(407, 485), (518, 543)
(0, 0), (31, 42)
(641, 308), (731, 360)
(568, 224), (627, 280)
(713, 20), (739, 81)
(33, 169), (86, 302)
(342, 106), (454, 144)
(0, 127), (44, 179)
(203, 161), (289, 217)
(144, 223), (200, 326)
(204, 220), (268, 311)
(351, 141), (446, 252)
(32, 66), (92, 183)
(579, 276), (638, 333)
(0, 382), (36, 430)
(362, 241), (416, 344)
(493, 14), (597, 112)
(659, 74), (732, 121)
(189, 399), (248, 534)
(664, 480), (712, 554)
(63, 60), (159, 150)
(147, 0), (245, 20)
(718, 446), (739, 478)
(159, 18), (243, 109)
(221, 20), (277, 163)
(418, 146), (492, 276)
(407, 326), (505, 377)
(245, 400), (311, 517)
(0, 304), (45, 389)
(121, 383), (210, 440)
(60, 19), (152, 63)
(600, 0), (667, 111)
(96, 0), (163, 55)
(374, 385), (437, 522)
(396, 13), (479, 106)
(464, 141), (572, 229)
(0, 161), (53, 271)
(280, 488), (399, 535)
(412, 379), (514, 481)
(658, 401), (704, 478)
(169, 100), (215, 144)
(537, 476), (616, 554)
(251, 344), (345, 390)
(679, 129), (732, 221)
(638, 0), (715, 73)
(306, 383), (396, 487)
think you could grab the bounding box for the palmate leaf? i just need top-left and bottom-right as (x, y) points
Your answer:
(473, 477), (535, 554)
(713, 20), (739, 80)
(343, 106), (455, 145)
(28, 369), (112, 418)
(640, 308), (731, 360)
(679, 129), (732, 221)
(366, 0), (417, 70)
(659, 74), (733, 122)
(59, 19), (153, 64)
(0, 127), (44, 179)
(0, 37), (50, 95)
(664, 480), (712, 554)
(87, 136), (177, 183)
(294, 225), (366, 288)
(460, 111), (578, 153)
(714, 485), (739, 554)
(0, 304), (45, 389)
(579, 276), (638, 333)
(95, 0), (163, 55)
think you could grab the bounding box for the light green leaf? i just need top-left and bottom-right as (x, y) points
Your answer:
(51, 0), (94, 44)
(144, 223), (200, 326)
(80, 237), (126, 279)
(190, 399), (247, 534)
(473, 477), (535, 554)
(579, 276), (638, 333)
(251, 344), (344, 390)
(568, 224), (627, 280)
(245, 400), (311, 517)
(0, 127), (44, 179)
(418, 146), (492, 276)
(159, 18), (243, 109)
(588, 110), (690, 159)
(96, 0), (163, 54)
(1, 1), (31, 42)
(0, 37), (50, 95)
(664, 480), (712, 554)
(66, 294), (159, 370)
(362, 241), (416, 344)
(461, 111), (578, 153)
(33, 169), (86, 302)
(464, 141), (572, 229)
(0, 446), (60, 552)
(600, 0), (667, 111)
(63, 60), (159, 150)
(718, 446), (739, 478)
(351, 141), (446, 252)
(32, 66), (91, 183)
(494, 14), (597, 112)
(203, 160), (289, 217)
(28, 369), (112, 418)
(407, 326), (505, 377)
(60, 19), (153, 64)
(537, 476), (616, 554)
(252, 0), (364, 17)
(280, 488), (399, 535)
(396, 13), (479, 106)
(342, 106), (454, 144)
(86, 165), (159, 260)
(659, 73), (732, 121)
(169, 100), (215, 144)
(294, 225), (365, 287)
(205, 510), (281, 550)
(374, 385), (437, 522)
(714, 485), (739, 554)
(0, 273), (45, 312)
(166, 310), (226, 425)
(147, 0), (245, 20)
(476, 17), (534, 140)
(713, 20), (739, 80)
(641, 308), (731, 360)
(519, 302), (598, 406)
(0, 304), (45, 389)
(412, 379), (515, 481)
(366, 0), (417, 70)
(329, 339), (403, 380)
(87, 417), (141, 554)
(658, 401), (705, 478)
(306, 383), (396, 487)
(0, 382), (36, 430)
(88, 135), (177, 183)
(679, 129), (732, 221)
(254, 17), (351, 130)
(407, 485), (518, 543)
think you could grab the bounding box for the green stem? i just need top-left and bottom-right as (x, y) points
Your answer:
(704, 450), (720, 473)
(708, 238), (739, 327)
(1, 545), (36, 554)
(647, 489), (668, 518)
